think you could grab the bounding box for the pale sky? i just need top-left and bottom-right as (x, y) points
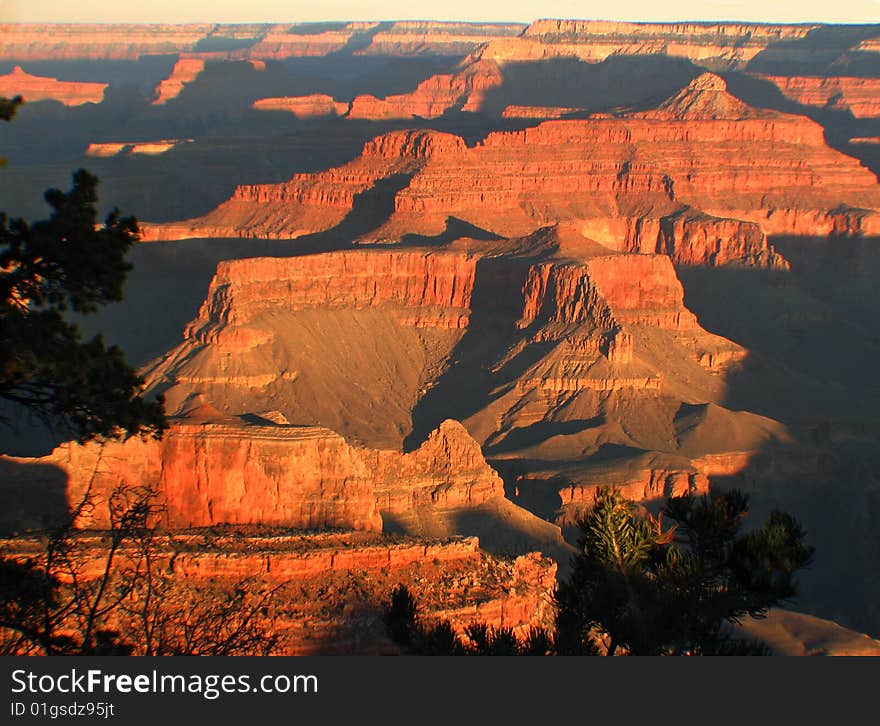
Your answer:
(1, 0), (879, 24)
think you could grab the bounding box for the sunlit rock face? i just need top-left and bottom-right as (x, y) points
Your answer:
(0, 66), (107, 105)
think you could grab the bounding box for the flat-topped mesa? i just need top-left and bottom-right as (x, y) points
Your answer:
(21, 422), (380, 532)
(0, 66), (107, 105)
(749, 74), (880, 119)
(152, 58), (206, 104)
(8, 416), (504, 534)
(246, 24), (373, 58)
(348, 59), (504, 120)
(575, 211), (789, 269)
(386, 99), (880, 240)
(190, 250), (478, 333)
(361, 129), (467, 159)
(252, 94), (349, 118)
(502, 105), (584, 119)
(85, 139), (192, 157)
(140, 130), (466, 241)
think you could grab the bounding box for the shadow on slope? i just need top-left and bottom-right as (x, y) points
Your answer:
(475, 55), (702, 115)
(746, 25), (880, 77)
(404, 256), (536, 450)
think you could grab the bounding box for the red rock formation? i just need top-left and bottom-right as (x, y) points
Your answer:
(141, 129), (466, 241)
(252, 94), (349, 118)
(555, 466), (710, 526)
(0, 66), (106, 105)
(638, 71), (767, 120)
(488, 20), (820, 67)
(143, 69), (880, 249)
(142, 248), (745, 468)
(368, 420), (504, 511)
(246, 23), (377, 58)
(656, 210), (790, 268)
(152, 58), (205, 104)
(384, 74), (880, 240)
(9, 414), (502, 533)
(751, 73), (880, 118)
(348, 59), (503, 120)
(0, 532), (557, 654)
(188, 249), (476, 329)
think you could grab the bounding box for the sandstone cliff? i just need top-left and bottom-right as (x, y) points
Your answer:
(142, 248), (752, 475)
(347, 59), (503, 120)
(750, 73), (880, 118)
(484, 20), (830, 68)
(148, 73), (880, 249)
(141, 129), (466, 241)
(4, 414), (503, 533)
(152, 58), (206, 104)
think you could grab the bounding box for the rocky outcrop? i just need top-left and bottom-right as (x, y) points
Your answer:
(142, 248), (744, 461)
(0, 66), (106, 105)
(656, 210), (790, 268)
(518, 254), (700, 331)
(751, 74), (880, 118)
(555, 466), (710, 526)
(187, 249), (477, 330)
(348, 59), (503, 120)
(152, 58), (206, 104)
(0, 532), (557, 654)
(5, 415), (503, 533)
(368, 420), (504, 511)
(141, 129), (466, 241)
(252, 94), (349, 118)
(144, 70), (880, 247)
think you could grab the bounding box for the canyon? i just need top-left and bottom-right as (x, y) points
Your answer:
(2, 19), (880, 653)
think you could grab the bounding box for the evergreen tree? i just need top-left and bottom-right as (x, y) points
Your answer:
(556, 486), (814, 655)
(0, 166), (166, 441)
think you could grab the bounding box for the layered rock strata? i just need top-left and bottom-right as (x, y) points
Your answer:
(146, 73), (880, 249)
(0, 66), (107, 105)
(750, 74), (880, 118)
(4, 416), (503, 533)
(142, 248), (746, 464)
